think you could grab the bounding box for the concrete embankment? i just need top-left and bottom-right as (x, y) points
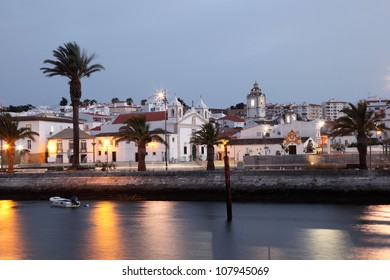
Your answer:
(0, 170), (390, 204)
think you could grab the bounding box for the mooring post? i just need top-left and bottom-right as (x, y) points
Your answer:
(224, 144), (232, 221)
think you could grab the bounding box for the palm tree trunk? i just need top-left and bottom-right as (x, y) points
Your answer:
(70, 79), (81, 169)
(357, 133), (367, 169)
(206, 144), (215, 170)
(72, 104), (80, 168)
(7, 145), (15, 173)
(138, 145), (146, 171)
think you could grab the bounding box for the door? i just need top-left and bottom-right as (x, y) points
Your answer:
(289, 145), (297, 155)
(191, 145), (197, 161)
(112, 151), (117, 162)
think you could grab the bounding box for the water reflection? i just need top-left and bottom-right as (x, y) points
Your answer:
(0, 201), (25, 259)
(297, 229), (353, 259)
(1, 200), (390, 260)
(353, 205), (390, 259)
(87, 201), (122, 259)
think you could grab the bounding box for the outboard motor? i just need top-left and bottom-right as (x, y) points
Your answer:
(71, 196), (79, 205)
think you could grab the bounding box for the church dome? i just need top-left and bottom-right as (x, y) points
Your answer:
(247, 81), (265, 98)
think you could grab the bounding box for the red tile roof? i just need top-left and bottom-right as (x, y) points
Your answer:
(218, 116), (245, 122)
(112, 111), (166, 124)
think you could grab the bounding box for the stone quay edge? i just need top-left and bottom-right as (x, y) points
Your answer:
(0, 169), (390, 204)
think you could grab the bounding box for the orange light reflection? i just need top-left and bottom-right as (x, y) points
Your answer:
(88, 201), (122, 259)
(0, 200), (25, 259)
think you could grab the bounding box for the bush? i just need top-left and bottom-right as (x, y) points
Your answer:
(95, 160), (116, 171)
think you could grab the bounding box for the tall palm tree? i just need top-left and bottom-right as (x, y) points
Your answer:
(329, 100), (388, 169)
(0, 114), (39, 173)
(116, 116), (166, 171)
(191, 123), (224, 170)
(40, 42), (104, 168)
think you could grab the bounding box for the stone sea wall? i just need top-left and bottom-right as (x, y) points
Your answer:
(0, 170), (390, 203)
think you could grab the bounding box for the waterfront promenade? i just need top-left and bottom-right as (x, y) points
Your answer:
(1, 161), (390, 204)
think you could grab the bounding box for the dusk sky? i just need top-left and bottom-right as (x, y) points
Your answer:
(1, 0), (390, 108)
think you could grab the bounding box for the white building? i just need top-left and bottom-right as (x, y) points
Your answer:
(12, 116), (81, 164)
(215, 116), (245, 129)
(294, 102), (323, 120)
(322, 99), (349, 121)
(91, 96), (211, 164)
(47, 128), (94, 164)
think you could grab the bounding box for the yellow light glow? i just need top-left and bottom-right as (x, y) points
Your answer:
(48, 143), (55, 153)
(3, 144), (9, 150)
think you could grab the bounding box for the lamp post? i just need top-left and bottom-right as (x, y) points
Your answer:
(158, 90), (168, 171)
(222, 140), (232, 221)
(0, 139), (3, 170)
(368, 132), (373, 169)
(105, 140), (109, 165)
(91, 141), (96, 163)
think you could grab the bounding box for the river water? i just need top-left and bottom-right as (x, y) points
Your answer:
(1, 200), (390, 260)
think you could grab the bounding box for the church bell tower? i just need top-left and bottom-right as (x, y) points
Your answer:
(247, 81), (266, 120)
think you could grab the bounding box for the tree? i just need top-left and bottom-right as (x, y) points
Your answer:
(0, 114), (39, 173)
(191, 123), (224, 170)
(126, 98), (133, 106)
(111, 97), (120, 104)
(177, 98), (189, 108)
(41, 42), (104, 168)
(116, 116), (166, 171)
(304, 140), (315, 153)
(59, 97), (68, 106)
(329, 100), (389, 169)
(6, 104), (34, 113)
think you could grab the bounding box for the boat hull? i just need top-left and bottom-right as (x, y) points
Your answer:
(50, 196), (81, 208)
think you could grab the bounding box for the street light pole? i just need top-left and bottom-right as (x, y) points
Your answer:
(158, 90), (168, 171)
(91, 141), (96, 163)
(164, 98), (168, 171)
(0, 139), (3, 170)
(366, 132), (373, 169)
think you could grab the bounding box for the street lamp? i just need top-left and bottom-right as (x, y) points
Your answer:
(158, 90), (168, 171)
(368, 132), (373, 169)
(105, 140), (110, 165)
(0, 139), (3, 170)
(318, 120), (325, 154)
(91, 141), (96, 163)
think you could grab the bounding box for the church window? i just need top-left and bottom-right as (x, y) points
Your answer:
(251, 99), (255, 107)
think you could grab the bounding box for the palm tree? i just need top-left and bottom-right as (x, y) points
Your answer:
(0, 114), (39, 173)
(329, 100), (389, 169)
(116, 116), (166, 171)
(40, 42), (104, 168)
(191, 123), (224, 170)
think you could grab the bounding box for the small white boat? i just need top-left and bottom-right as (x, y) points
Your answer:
(50, 196), (81, 208)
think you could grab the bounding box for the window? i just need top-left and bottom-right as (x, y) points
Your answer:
(80, 140), (87, 152)
(98, 151), (101, 156)
(69, 141), (73, 150)
(201, 146), (205, 154)
(184, 146), (187, 155)
(27, 140), (32, 149)
(172, 137), (175, 142)
(56, 140), (63, 153)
